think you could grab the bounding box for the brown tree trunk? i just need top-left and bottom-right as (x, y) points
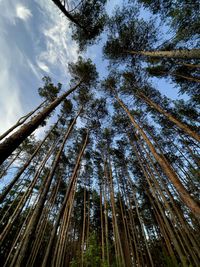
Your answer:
(81, 185), (86, 267)
(126, 49), (200, 59)
(137, 92), (200, 142)
(0, 81), (81, 165)
(41, 130), (88, 267)
(103, 178), (110, 266)
(0, 138), (58, 245)
(130, 136), (197, 266)
(0, 117), (61, 203)
(0, 100), (47, 141)
(100, 184), (105, 263)
(115, 95), (200, 217)
(0, 149), (22, 179)
(54, 174), (78, 267)
(107, 158), (126, 267)
(13, 110), (81, 267)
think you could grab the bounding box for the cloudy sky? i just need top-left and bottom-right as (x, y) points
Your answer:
(0, 0), (182, 135)
(0, 0), (81, 134)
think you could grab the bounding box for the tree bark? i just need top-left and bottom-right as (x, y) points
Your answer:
(41, 130), (88, 267)
(0, 100), (47, 141)
(137, 92), (200, 143)
(0, 117), (61, 203)
(14, 110), (81, 267)
(126, 49), (200, 59)
(0, 81), (81, 165)
(0, 138), (58, 245)
(115, 95), (200, 218)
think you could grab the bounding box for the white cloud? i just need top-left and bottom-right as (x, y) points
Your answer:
(0, 0), (79, 136)
(26, 59), (41, 79)
(16, 4), (32, 21)
(36, 0), (78, 80)
(37, 61), (50, 73)
(0, 40), (23, 134)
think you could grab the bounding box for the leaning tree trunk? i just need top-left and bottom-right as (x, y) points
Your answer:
(0, 81), (81, 165)
(136, 92), (200, 143)
(115, 95), (200, 218)
(126, 49), (200, 59)
(0, 117), (61, 203)
(13, 110), (81, 267)
(0, 100), (46, 141)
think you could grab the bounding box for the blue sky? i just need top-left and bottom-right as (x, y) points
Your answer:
(0, 0), (183, 136)
(0, 0), (80, 135)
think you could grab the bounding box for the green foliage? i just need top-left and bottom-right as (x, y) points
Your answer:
(38, 76), (62, 102)
(104, 6), (157, 61)
(71, 0), (107, 50)
(61, 99), (73, 115)
(69, 56), (98, 88)
(137, 0), (200, 41)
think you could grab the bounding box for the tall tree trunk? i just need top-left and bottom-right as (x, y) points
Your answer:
(0, 117), (61, 203)
(130, 134), (199, 266)
(0, 149), (22, 179)
(13, 110), (81, 267)
(142, 145), (199, 265)
(132, 192), (154, 267)
(115, 95), (200, 217)
(136, 92), (200, 142)
(103, 177), (110, 266)
(52, 170), (79, 267)
(0, 100), (47, 141)
(0, 137), (59, 245)
(41, 130), (88, 267)
(81, 185), (86, 267)
(26, 167), (66, 267)
(0, 81), (81, 165)
(126, 49), (200, 59)
(100, 184), (105, 263)
(107, 158), (126, 267)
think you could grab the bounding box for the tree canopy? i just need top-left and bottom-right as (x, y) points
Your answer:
(0, 1), (200, 267)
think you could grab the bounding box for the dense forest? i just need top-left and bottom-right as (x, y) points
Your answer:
(0, 0), (200, 266)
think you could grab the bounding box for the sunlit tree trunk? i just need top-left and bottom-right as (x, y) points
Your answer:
(136, 92), (200, 142)
(115, 95), (200, 217)
(131, 139), (188, 266)
(126, 49), (200, 59)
